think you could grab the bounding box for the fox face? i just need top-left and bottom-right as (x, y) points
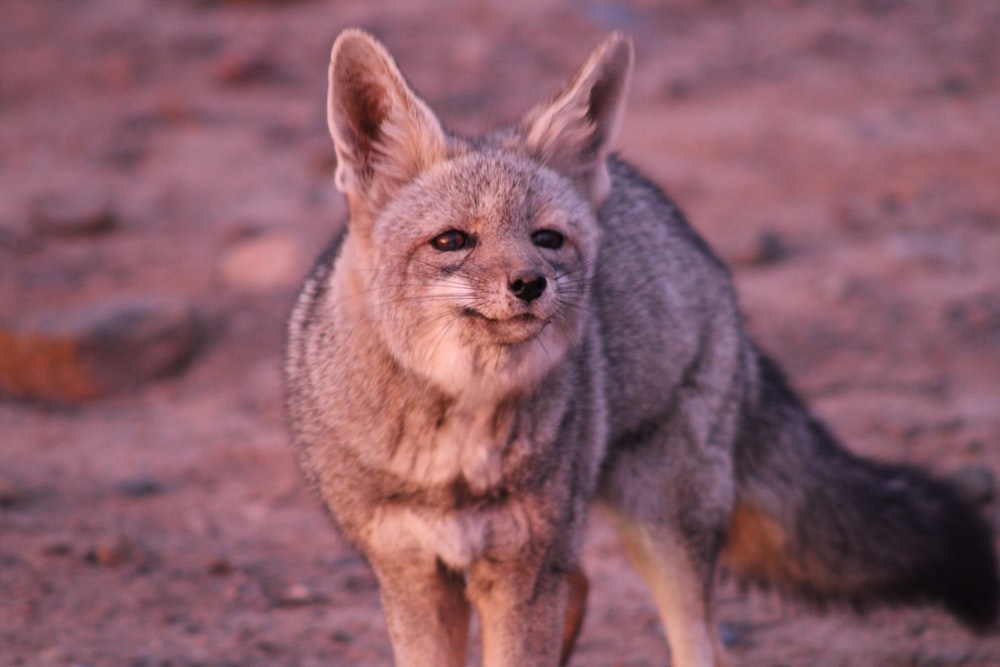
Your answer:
(363, 151), (600, 399)
(326, 32), (630, 400)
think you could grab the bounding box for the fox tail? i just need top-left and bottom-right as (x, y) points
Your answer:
(723, 350), (999, 631)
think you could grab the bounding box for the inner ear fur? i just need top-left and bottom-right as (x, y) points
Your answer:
(522, 32), (634, 205)
(327, 29), (447, 216)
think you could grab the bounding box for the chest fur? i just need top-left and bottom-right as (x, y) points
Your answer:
(384, 402), (521, 495)
(360, 403), (541, 570)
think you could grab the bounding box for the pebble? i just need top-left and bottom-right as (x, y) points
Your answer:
(752, 230), (789, 265)
(85, 535), (149, 568)
(115, 477), (164, 498)
(0, 477), (28, 508)
(257, 573), (326, 607)
(213, 47), (278, 86)
(331, 630), (353, 645)
(28, 191), (117, 237)
(207, 558), (235, 576)
(731, 230), (789, 267)
(190, 0), (306, 5)
(717, 621), (744, 648)
(0, 295), (202, 402)
(816, 273), (857, 303)
(278, 582), (323, 606)
(915, 649), (975, 667)
(342, 571), (378, 593)
(944, 294), (1000, 342)
(42, 540), (74, 557)
(947, 465), (996, 506)
(887, 232), (964, 270)
(218, 232), (306, 292)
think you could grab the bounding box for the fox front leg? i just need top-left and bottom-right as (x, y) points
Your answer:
(467, 557), (573, 667)
(370, 553), (471, 667)
(613, 516), (728, 667)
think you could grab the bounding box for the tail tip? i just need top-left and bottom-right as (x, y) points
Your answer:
(935, 487), (999, 633)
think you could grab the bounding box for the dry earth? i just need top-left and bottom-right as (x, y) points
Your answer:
(2, 1), (1000, 665)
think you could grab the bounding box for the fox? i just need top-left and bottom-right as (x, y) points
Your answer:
(284, 29), (1000, 667)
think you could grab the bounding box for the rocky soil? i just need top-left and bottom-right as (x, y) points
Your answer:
(2, 1), (1000, 665)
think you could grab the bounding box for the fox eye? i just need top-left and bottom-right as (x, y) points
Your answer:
(532, 229), (564, 250)
(430, 230), (470, 252)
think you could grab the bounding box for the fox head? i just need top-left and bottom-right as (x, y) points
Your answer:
(326, 30), (633, 400)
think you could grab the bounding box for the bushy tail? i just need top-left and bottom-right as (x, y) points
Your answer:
(723, 349), (999, 631)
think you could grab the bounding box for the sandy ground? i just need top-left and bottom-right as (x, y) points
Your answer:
(2, 1), (1000, 665)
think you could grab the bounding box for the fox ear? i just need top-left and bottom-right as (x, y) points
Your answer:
(522, 32), (633, 205)
(327, 30), (447, 218)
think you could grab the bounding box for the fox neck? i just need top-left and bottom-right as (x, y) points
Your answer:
(415, 335), (565, 406)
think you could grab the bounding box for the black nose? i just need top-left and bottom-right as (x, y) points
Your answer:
(509, 272), (547, 303)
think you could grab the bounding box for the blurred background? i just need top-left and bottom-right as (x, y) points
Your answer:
(2, 1), (999, 665)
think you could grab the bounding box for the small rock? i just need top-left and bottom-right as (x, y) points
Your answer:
(717, 622), (743, 648)
(214, 47), (278, 86)
(732, 230), (789, 267)
(752, 230), (788, 265)
(85, 535), (149, 568)
(834, 200), (876, 233)
(0, 227), (40, 252)
(28, 191), (117, 237)
(218, 232), (306, 292)
(279, 582), (321, 606)
(948, 465), (996, 507)
(281, 584), (313, 604)
(42, 540), (73, 557)
(331, 629), (353, 645)
(965, 439), (984, 454)
(115, 477), (163, 498)
(887, 232), (964, 270)
(906, 618), (928, 637)
(663, 77), (696, 100)
(944, 294), (1000, 344)
(940, 75), (973, 97)
(207, 558), (235, 576)
(916, 649), (975, 667)
(255, 639), (283, 656)
(255, 570), (327, 607)
(187, 0), (307, 5)
(817, 273), (857, 303)
(342, 571), (378, 593)
(0, 295), (202, 402)
(0, 477), (28, 508)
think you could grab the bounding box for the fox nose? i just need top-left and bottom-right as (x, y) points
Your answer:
(509, 271), (547, 303)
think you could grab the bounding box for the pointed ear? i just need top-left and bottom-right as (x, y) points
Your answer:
(327, 29), (447, 218)
(522, 33), (633, 205)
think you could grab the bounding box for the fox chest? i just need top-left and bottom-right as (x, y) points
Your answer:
(362, 411), (537, 569)
(381, 405), (522, 495)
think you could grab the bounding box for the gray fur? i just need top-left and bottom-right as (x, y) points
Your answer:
(286, 29), (999, 667)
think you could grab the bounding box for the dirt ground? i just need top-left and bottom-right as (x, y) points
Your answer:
(2, 1), (1000, 665)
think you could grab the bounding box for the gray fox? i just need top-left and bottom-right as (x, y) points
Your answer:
(285, 29), (999, 667)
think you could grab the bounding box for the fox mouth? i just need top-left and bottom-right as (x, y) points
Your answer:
(461, 308), (547, 344)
